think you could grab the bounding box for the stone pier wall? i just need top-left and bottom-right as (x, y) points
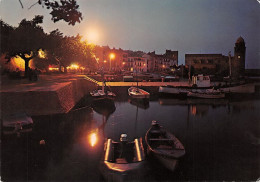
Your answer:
(1, 78), (97, 116)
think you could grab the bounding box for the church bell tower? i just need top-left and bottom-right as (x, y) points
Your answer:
(232, 36), (246, 78)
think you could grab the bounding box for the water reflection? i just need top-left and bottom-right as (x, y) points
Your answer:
(129, 98), (150, 110)
(1, 95), (260, 181)
(89, 131), (98, 147)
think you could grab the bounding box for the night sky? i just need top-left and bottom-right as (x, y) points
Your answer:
(0, 0), (259, 68)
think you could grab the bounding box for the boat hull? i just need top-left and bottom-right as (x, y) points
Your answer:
(187, 91), (225, 99)
(220, 83), (255, 94)
(145, 124), (185, 171)
(159, 83), (255, 95)
(100, 138), (146, 181)
(128, 87), (150, 99)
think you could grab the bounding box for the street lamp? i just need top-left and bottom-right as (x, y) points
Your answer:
(109, 53), (115, 72)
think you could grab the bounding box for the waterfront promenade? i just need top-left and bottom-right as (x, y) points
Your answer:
(0, 74), (191, 116)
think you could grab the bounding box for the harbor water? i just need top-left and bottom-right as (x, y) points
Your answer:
(1, 94), (260, 181)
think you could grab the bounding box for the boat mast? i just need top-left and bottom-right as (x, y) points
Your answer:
(228, 51), (232, 77)
(101, 69), (105, 94)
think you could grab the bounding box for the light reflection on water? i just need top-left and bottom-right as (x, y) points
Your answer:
(1, 96), (260, 181)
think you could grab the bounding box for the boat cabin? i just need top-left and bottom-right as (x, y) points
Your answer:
(192, 74), (210, 88)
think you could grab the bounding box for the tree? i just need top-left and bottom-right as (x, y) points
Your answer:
(46, 29), (64, 72)
(0, 20), (14, 54)
(5, 15), (47, 77)
(21, 0), (82, 25)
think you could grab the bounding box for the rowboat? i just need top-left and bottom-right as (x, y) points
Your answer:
(128, 87), (150, 99)
(187, 89), (225, 99)
(145, 121), (185, 171)
(100, 134), (146, 181)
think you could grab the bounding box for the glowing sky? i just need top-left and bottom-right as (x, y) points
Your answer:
(0, 0), (259, 67)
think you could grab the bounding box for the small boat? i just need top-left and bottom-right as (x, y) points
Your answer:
(187, 88), (225, 99)
(91, 81), (116, 107)
(2, 112), (33, 136)
(128, 87), (150, 99)
(100, 134), (146, 181)
(145, 121), (185, 171)
(90, 81), (116, 98)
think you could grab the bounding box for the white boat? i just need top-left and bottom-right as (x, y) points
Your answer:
(187, 89), (225, 99)
(159, 75), (211, 95)
(159, 74), (256, 95)
(128, 87), (150, 99)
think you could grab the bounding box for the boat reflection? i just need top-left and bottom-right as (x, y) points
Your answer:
(129, 98), (150, 109)
(158, 98), (228, 106)
(91, 101), (116, 120)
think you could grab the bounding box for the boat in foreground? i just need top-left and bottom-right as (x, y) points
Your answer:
(100, 134), (146, 181)
(128, 87), (150, 99)
(145, 121), (185, 171)
(187, 89), (225, 99)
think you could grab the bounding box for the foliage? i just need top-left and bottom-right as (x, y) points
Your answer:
(0, 20), (14, 54)
(33, 0), (82, 25)
(46, 30), (95, 72)
(3, 16), (47, 76)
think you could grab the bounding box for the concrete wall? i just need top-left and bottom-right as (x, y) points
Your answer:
(1, 78), (97, 116)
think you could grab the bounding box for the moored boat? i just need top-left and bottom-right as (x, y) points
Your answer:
(145, 121), (185, 171)
(159, 75), (211, 95)
(159, 74), (256, 95)
(128, 87), (150, 99)
(187, 89), (225, 99)
(219, 83), (255, 94)
(90, 81), (116, 107)
(100, 134), (146, 181)
(90, 81), (116, 98)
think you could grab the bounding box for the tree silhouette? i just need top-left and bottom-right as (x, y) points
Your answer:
(21, 0), (82, 25)
(5, 15), (47, 77)
(0, 20), (14, 54)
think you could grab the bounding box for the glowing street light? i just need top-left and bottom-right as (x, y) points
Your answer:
(109, 53), (115, 72)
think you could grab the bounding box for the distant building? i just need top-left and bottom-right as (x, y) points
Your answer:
(126, 56), (147, 72)
(185, 36), (246, 79)
(148, 50), (178, 72)
(185, 54), (229, 75)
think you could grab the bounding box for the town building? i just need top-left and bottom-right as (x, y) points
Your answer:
(185, 36), (246, 79)
(126, 56), (147, 72)
(148, 50), (178, 72)
(185, 54), (229, 75)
